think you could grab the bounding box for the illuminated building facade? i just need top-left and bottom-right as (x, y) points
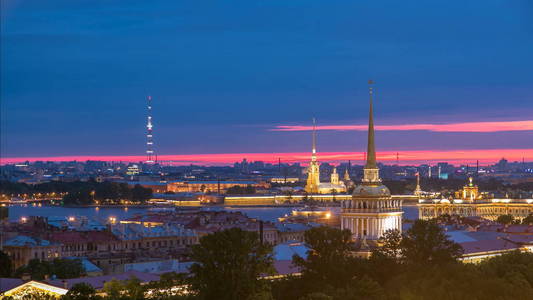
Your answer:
(455, 177), (481, 201)
(304, 119), (347, 194)
(2, 281), (68, 299)
(341, 81), (403, 242)
(167, 180), (269, 193)
(3, 236), (62, 269)
(418, 177), (533, 221)
(305, 118), (321, 193)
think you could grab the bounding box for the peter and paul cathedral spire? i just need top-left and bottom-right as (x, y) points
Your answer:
(305, 118), (321, 193)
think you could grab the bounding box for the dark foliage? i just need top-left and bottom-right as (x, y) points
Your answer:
(15, 258), (85, 280)
(225, 185), (256, 195)
(189, 228), (273, 300)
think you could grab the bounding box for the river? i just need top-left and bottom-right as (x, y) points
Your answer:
(5, 204), (419, 223)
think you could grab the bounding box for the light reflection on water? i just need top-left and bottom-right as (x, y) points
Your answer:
(7, 204), (419, 223)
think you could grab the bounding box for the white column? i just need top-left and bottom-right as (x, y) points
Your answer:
(367, 219), (370, 238)
(370, 218), (374, 239)
(396, 216), (400, 232)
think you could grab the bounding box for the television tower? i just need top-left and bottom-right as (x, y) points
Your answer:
(146, 95), (155, 163)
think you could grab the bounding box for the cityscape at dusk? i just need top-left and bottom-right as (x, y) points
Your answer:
(1, 1), (533, 299)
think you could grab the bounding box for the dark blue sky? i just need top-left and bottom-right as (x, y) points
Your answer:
(2, 0), (533, 159)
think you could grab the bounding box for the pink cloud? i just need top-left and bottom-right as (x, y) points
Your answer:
(2, 148), (532, 166)
(272, 120), (533, 133)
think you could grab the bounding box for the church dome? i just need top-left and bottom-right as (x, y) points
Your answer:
(352, 184), (391, 198)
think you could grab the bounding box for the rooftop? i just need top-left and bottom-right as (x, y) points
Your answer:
(47, 270), (160, 290)
(4, 236), (53, 247)
(460, 239), (521, 254)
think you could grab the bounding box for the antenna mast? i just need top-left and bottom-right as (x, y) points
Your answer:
(146, 95), (155, 163)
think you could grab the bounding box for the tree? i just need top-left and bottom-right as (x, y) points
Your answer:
(123, 276), (146, 300)
(496, 214), (514, 225)
(15, 258), (84, 280)
(294, 226), (360, 291)
(102, 279), (124, 299)
(0, 250), (13, 277)
(478, 250), (533, 290)
(226, 185), (256, 195)
(50, 258), (84, 279)
(62, 189), (92, 205)
(189, 228), (273, 300)
(522, 214), (533, 225)
(15, 259), (51, 280)
(372, 229), (402, 259)
(131, 184), (152, 203)
(61, 283), (98, 300)
(329, 275), (384, 300)
(298, 292), (333, 300)
(400, 219), (463, 266)
(146, 272), (189, 298)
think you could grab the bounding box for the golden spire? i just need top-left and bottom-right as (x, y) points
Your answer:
(312, 117), (317, 162)
(365, 80), (377, 169)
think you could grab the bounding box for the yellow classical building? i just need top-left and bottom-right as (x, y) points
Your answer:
(304, 119), (347, 194)
(1, 281), (68, 299)
(418, 177), (533, 221)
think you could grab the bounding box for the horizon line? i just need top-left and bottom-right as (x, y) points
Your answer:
(1, 148), (532, 166)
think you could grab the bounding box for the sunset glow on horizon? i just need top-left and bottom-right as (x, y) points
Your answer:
(2, 148), (532, 166)
(273, 120), (533, 133)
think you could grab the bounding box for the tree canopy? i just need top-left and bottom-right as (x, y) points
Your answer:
(189, 227), (274, 300)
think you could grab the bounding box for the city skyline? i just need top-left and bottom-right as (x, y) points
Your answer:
(2, 1), (533, 163)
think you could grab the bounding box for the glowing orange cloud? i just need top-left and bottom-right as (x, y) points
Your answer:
(272, 120), (533, 132)
(2, 148), (532, 166)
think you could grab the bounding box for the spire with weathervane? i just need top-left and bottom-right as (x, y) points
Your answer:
(311, 117), (317, 162)
(305, 118), (321, 193)
(362, 80), (381, 184)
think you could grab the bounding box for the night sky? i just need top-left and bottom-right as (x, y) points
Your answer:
(1, 0), (533, 164)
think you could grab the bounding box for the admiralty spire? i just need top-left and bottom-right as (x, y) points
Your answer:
(341, 81), (403, 244)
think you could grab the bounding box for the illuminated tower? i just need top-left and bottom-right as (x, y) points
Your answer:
(146, 95), (155, 164)
(305, 118), (320, 193)
(331, 167), (340, 185)
(414, 172), (422, 197)
(341, 80), (403, 243)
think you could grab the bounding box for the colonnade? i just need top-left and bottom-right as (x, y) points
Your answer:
(341, 215), (402, 240)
